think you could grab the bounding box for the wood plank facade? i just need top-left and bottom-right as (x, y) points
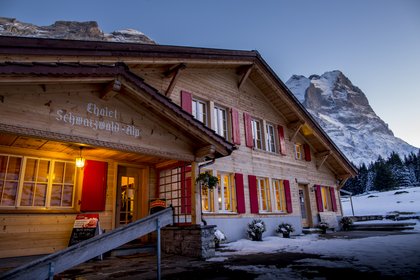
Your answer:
(0, 36), (356, 258)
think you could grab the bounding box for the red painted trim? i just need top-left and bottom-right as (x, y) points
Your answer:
(180, 165), (192, 214)
(284, 180), (293, 213)
(244, 112), (253, 148)
(315, 185), (323, 212)
(278, 125), (286, 155)
(235, 173), (245, 213)
(329, 187), (337, 212)
(80, 160), (108, 212)
(231, 108), (241, 145)
(181, 90), (193, 114)
(248, 175), (259, 213)
(303, 144), (311, 161)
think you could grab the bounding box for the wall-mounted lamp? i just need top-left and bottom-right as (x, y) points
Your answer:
(75, 147), (85, 168)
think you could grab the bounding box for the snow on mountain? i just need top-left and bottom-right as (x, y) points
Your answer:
(0, 17), (155, 44)
(286, 70), (418, 166)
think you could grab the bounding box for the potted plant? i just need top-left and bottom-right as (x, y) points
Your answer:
(340, 216), (353, 231)
(318, 221), (329, 234)
(214, 229), (227, 248)
(196, 171), (219, 189)
(276, 222), (295, 238)
(247, 219), (266, 241)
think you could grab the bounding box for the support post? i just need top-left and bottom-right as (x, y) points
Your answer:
(350, 196), (355, 216)
(156, 219), (161, 280)
(48, 262), (54, 280)
(190, 161), (201, 225)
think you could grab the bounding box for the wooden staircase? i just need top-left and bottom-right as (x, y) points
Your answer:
(0, 208), (173, 280)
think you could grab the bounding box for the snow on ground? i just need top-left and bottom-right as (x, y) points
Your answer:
(342, 186), (420, 216)
(207, 186), (420, 279)
(215, 234), (420, 277)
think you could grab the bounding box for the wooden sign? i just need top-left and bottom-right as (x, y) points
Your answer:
(149, 198), (166, 214)
(68, 214), (100, 246)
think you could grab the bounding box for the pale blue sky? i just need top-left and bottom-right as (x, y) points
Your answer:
(1, 0), (420, 147)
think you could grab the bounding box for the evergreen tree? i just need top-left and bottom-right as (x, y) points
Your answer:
(373, 159), (397, 191)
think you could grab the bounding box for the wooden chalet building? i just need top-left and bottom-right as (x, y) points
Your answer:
(0, 36), (356, 259)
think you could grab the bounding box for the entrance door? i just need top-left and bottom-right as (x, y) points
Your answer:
(115, 166), (147, 227)
(298, 184), (312, 228)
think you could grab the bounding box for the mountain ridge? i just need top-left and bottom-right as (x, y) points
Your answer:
(0, 17), (155, 44)
(286, 70), (418, 166)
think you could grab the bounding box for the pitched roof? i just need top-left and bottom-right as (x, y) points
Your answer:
(0, 36), (357, 177)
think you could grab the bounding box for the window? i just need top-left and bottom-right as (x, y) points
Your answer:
(201, 187), (214, 212)
(158, 165), (191, 224)
(251, 119), (263, 150)
(265, 123), (276, 153)
(213, 105), (228, 139)
(192, 99), (207, 125)
(217, 173), (236, 212)
(257, 177), (271, 212)
(0, 154), (76, 208)
(321, 186), (332, 211)
(272, 179), (286, 212)
(200, 171), (236, 213)
(294, 143), (303, 160)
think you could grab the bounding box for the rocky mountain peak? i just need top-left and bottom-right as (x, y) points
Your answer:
(286, 71), (418, 166)
(0, 17), (155, 44)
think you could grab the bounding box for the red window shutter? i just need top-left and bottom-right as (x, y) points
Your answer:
(303, 144), (311, 161)
(248, 175), (259, 213)
(235, 173), (245, 213)
(181, 90), (193, 114)
(315, 185), (323, 212)
(244, 112), (253, 148)
(284, 180), (293, 213)
(278, 125), (286, 155)
(81, 160), (108, 212)
(181, 166), (192, 214)
(329, 187), (337, 212)
(231, 108), (241, 145)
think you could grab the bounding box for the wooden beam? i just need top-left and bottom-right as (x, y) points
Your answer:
(165, 64), (186, 97)
(316, 150), (331, 169)
(163, 63), (186, 78)
(338, 174), (351, 188)
(238, 64), (253, 90)
(287, 120), (305, 142)
(100, 79), (122, 100)
(195, 145), (216, 161)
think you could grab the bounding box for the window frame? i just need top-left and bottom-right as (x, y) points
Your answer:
(0, 153), (76, 210)
(213, 104), (229, 140)
(251, 118), (264, 150)
(265, 122), (277, 153)
(272, 178), (287, 212)
(321, 186), (332, 211)
(294, 143), (303, 160)
(192, 98), (208, 125)
(257, 177), (271, 212)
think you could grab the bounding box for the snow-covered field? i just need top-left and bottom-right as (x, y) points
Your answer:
(341, 186), (420, 216)
(209, 187), (420, 279)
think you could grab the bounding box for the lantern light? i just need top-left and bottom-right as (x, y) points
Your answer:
(75, 147), (85, 168)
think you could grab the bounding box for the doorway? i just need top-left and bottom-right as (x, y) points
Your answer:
(115, 165), (148, 227)
(298, 184), (312, 228)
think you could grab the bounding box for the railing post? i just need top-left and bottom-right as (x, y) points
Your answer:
(48, 262), (55, 280)
(156, 218), (161, 280)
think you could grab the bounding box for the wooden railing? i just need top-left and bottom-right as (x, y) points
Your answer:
(1, 207), (173, 280)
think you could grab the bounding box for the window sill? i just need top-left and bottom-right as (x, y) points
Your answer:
(0, 208), (80, 214)
(257, 211), (288, 215)
(203, 212), (238, 216)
